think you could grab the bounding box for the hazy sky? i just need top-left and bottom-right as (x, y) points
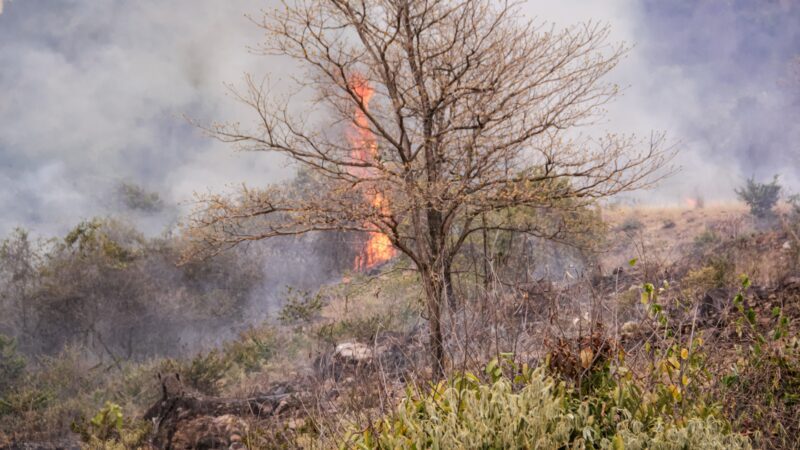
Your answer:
(0, 0), (798, 235)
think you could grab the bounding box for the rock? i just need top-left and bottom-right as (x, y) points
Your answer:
(334, 342), (373, 363)
(782, 241), (792, 251)
(700, 288), (731, 324)
(751, 284), (769, 299)
(781, 276), (800, 292)
(314, 333), (417, 381)
(314, 342), (374, 381)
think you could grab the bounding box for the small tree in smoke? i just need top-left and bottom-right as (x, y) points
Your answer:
(736, 175), (781, 219)
(115, 182), (164, 214)
(184, 0), (674, 376)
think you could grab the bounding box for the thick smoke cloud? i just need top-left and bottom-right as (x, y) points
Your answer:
(0, 0), (291, 235)
(527, 0), (800, 204)
(0, 0), (798, 237)
(632, 0), (800, 201)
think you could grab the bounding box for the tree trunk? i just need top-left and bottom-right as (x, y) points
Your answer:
(421, 270), (445, 379)
(444, 261), (456, 312)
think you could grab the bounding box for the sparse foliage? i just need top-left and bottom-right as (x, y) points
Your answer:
(278, 287), (324, 325)
(115, 182), (164, 214)
(718, 276), (800, 448)
(0, 335), (25, 396)
(620, 217), (645, 232)
(185, 0), (673, 376)
(0, 218), (264, 361)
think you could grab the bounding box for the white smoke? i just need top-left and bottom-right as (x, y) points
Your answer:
(0, 0), (797, 236)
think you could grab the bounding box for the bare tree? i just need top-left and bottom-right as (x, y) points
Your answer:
(184, 0), (674, 377)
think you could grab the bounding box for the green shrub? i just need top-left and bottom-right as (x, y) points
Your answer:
(736, 175), (781, 219)
(72, 401), (150, 449)
(180, 349), (232, 395)
(685, 258), (734, 291)
(315, 312), (393, 345)
(694, 228), (720, 248)
(115, 181), (164, 213)
(718, 276), (800, 449)
(225, 325), (278, 372)
(278, 287), (324, 325)
(0, 385), (52, 417)
(76, 401), (123, 441)
(0, 335), (25, 395)
(341, 364), (750, 449)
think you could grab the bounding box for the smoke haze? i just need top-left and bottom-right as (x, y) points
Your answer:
(0, 0), (798, 235)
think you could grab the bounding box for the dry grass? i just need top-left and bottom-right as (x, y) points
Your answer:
(6, 202), (800, 448)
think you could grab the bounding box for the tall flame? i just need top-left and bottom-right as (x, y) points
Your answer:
(348, 75), (396, 271)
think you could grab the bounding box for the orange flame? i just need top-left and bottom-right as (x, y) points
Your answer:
(348, 75), (396, 271)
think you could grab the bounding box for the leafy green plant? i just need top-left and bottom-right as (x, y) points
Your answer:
(719, 275), (800, 448)
(72, 401), (150, 449)
(278, 287), (324, 325)
(735, 175), (781, 219)
(86, 401), (123, 441)
(569, 278), (719, 436)
(341, 360), (750, 449)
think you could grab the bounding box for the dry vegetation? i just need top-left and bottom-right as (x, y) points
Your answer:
(1, 0), (797, 448)
(1, 197), (799, 449)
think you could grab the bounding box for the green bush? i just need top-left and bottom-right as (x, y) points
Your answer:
(0, 385), (52, 417)
(180, 349), (232, 396)
(75, 401), (123, 441)
(225, 325), (278, 373)
(735, 175), (781, 219)
(72, 401), (150, 449)
(341, 365), (750, 449)
(694, 228), (720, 248)
(717, 276), (800, 448)
(0, 335), (25, 395)
(115, 181), (164, 213)
(278, 287), (324, 325)
(315, 312), (394, 345)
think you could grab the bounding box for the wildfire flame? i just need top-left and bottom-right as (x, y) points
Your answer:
(348, 75), (396, 271)
(684, 196), (704, 209)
